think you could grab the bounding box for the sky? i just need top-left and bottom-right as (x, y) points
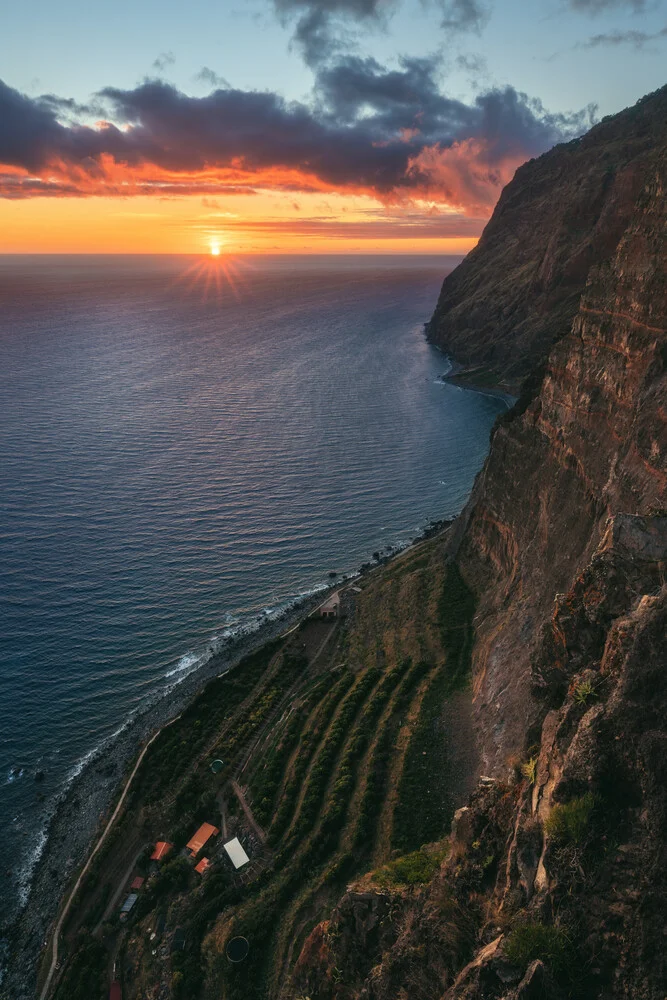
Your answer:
(0, 0), (665, 253)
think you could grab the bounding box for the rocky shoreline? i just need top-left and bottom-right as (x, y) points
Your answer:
(2, 522), (451, 1000)
(0, 587), (335, 1000)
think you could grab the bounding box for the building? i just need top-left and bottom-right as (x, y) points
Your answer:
(150, 841), (173, 862)
(319, 592), (340, 619)
(119, 894), (138, 921)
(194, 857), (211, 875)
(109, 982), (122, 1000)
(130, 876), (144, 891)
(223, 837), (250, 870)
(186, 822), (220, 858)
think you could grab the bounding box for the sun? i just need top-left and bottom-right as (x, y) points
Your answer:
(210, 241), (221, 256)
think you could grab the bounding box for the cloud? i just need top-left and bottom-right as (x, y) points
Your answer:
(271, 0), (489, 66)
(195, 67), (231, 88)
(456, 52), (488, 76)
(152, 51), (176, 73)
(580, 23), (667, 47)
(193, 209), (486, 239)
(432, 0), (490, 33)
(566, 0), (647, 11)
(0, 70), (595, 214)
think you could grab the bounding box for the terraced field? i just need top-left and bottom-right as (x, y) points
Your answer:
(51, 530), (478, 1000)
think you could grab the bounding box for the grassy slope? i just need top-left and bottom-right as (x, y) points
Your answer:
(56, 533), (477, 1000)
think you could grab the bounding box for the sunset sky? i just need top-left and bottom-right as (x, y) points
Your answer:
(1, 0), (665, 253)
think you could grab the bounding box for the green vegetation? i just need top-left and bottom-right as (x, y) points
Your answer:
(353, 658), (431, 850)
(314, 656), (415, 842)
(522, 756), (539, 785)
(249, 672), (333, 827)
(545, 793), (596, 845)
(250, 703), (311, 826)
(572, 679), (596, 706)
(211, 651), (310, 765)
(269, 668), (355, 842)
(504, 921), (573, 978)
(391, 665), (450, 852)
(279, 666), (382, 852)
(374, 845), (448, 888)
(53, 933), (107, 1000)
(391, 563), (477, 853)
(129, 639), (284, 807)
(171, 948), (204, 1000)
(59, 532), (472, 1000)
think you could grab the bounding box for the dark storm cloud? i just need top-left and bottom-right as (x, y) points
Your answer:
(0, 68), (595, 207)
(36, 94), (97, 117)
(313, 53), (594, 149)
(0, 80), (128, 174)
(314, 54), (453, 127)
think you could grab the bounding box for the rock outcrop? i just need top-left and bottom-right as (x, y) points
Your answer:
(452, 150), (666, 780)
(426, 85), (667, 393)
(291, 88), (666, 1000)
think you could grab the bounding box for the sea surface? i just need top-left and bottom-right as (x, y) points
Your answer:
(0, 253), (507, 926)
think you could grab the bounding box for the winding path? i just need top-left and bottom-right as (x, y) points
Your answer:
(38, 721), (177, 1000)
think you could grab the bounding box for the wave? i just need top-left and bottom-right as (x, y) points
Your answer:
(63, 715), (133, 787)
(164, 650), (203, 679)
(15, 826), (48, 909)
(11, 715), (137, 916)
(6, 562), (422, 928)
(161, 582), (331, 693)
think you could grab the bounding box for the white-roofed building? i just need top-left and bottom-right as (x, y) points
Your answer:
(319, 592), (340, 619)
(223, 837), (250, 869)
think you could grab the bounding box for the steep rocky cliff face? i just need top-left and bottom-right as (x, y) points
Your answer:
(291, 92), (666, 1000)
(426, 85), (667, 392)
(455, 153), (666, 780)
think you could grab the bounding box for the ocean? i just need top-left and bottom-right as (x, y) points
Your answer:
(0, 253), (507, 929)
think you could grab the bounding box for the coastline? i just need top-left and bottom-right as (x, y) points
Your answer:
(430, 343), (519, 402)
(1, 585), (335, 1000)
(2, 524), (448, 1000)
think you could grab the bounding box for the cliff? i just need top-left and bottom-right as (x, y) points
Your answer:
(30, 88), (666, 1000)
(291, 90), (666, 1000)
(426, 85), (667, 393)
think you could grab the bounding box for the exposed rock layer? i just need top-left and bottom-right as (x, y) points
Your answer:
(292, 89), (666, 1000)
(426, 85), (667, 392)
(454, 151), (666, 779)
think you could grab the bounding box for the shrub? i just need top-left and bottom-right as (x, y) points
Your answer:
(374, 846), (447, 888)
(504, 921), (572, 977)
(522, 756), (538, 785)
(572, 679), (596, 706)
(53, 934), (108, 1000)
(545, 793), (596, 845)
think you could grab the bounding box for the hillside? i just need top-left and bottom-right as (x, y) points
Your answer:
(25, 86), (667, 1000)
(293, 91), (666, 999)
(426, 84), (667, 393)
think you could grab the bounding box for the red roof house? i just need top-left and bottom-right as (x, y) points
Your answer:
(186, 823), (219, 857)
(150, 841), (173, 862)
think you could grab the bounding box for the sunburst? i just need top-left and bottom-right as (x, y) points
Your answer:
(173, 249), (249, 304)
